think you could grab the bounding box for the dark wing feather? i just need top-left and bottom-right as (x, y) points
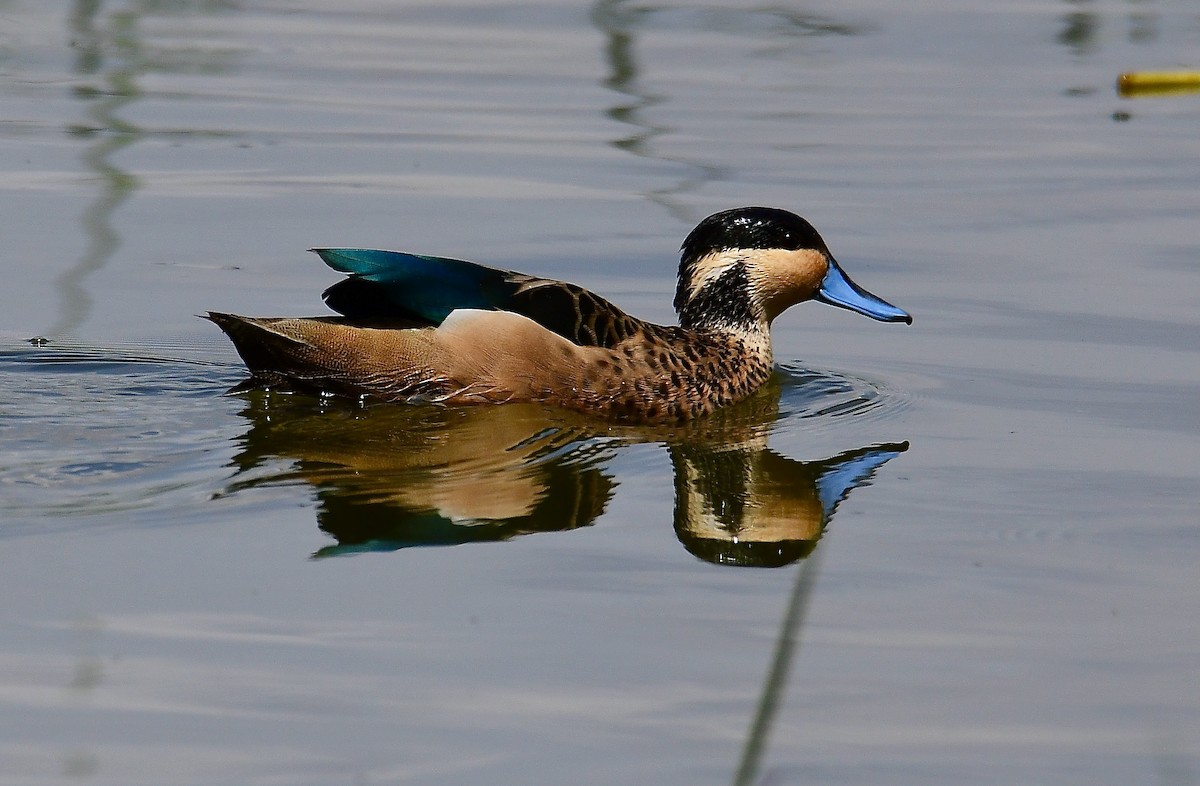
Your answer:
(315, 249), (506, 326)
(312, 248), (644, 348)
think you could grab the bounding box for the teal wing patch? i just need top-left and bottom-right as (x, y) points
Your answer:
(313, 248), (643, 348)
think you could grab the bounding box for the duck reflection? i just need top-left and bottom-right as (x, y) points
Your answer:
(227, 397), (616, 558)
(671, 440), (906, 568)
(226, 381), (906, 565)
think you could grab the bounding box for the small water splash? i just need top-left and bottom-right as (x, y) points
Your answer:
(774, 362), (912, 426)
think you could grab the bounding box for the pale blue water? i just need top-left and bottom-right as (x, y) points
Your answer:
(2, 2), (1199, 784)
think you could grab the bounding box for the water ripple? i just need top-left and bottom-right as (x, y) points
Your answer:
(0, 343), (244, 527)
(774, 362), (912, 430)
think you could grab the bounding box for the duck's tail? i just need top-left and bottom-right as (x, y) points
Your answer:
(205, 312), (310, 378)
(203, 312), (443, 401)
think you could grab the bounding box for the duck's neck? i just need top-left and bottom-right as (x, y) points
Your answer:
(676, 259), (770, 336)
(676, 285), (775, 383)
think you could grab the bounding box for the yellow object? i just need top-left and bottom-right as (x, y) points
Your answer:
(1117, 71), (1200, 97)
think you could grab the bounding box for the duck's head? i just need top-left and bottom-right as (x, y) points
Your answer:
(675, 207), (912, 331)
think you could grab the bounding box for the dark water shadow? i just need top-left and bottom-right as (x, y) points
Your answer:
(54, 0), (238, 337)
(55, 0), (145, 336)
(732, 547), (823, 786)
(590, 0), (719, 223)
(1057, 0), (1165, 59)
(590, 0), (867, 222)
(221, 370), (907, 565)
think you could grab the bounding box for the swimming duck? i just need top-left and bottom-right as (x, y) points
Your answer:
(207, 206), (910, 422)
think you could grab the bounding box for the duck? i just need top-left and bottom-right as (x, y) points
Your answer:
(207, 206), (911, 422)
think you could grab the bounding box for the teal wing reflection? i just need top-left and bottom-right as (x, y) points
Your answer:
(308, 466), (612, 557)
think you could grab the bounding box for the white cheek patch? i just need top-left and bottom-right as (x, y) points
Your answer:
(687, 252), (745, 300)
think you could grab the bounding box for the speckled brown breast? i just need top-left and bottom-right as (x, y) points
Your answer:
(533, 326), (775, 422)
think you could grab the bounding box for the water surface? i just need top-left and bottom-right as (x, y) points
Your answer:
(2, 1), (1199, 784)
